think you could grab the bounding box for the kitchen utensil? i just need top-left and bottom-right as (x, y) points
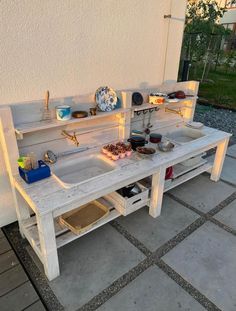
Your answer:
(95, 86), (118, 112)
(146, 111), (152, 129)
(132, 92), (143, 106)
(117, 183), (141, 198)
(56, 105), (72, 121)
(149, 133), (162, 144)
(166, 98), (179, 103)
(149, 92), (167, 105)
(186, 121), (203, 129)
(158, 141), (175, 152)
(44, 148), (89, 164)
(42, 90), (51, 120)
(165, 166), (173, 180)
(90, 107), (97, 115)
(168, 90), (186, 99)
(127, 136), (147, 150)
(136, 147), (156, 155)
(72, 111), (88, 118)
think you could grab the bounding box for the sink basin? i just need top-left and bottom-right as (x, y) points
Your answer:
(52, 153), (118, 188)
(165, 127), (205, 144)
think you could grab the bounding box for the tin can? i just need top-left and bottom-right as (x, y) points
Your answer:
(56, 105), (72, 121)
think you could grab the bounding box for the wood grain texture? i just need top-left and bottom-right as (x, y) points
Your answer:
(14, 127), (231, 217)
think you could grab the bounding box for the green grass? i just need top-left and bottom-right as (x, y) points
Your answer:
(189, 68), (236, 109)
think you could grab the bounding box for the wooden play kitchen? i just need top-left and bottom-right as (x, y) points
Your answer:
(0, 81), (231, 281)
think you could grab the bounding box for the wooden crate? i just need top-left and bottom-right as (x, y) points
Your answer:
(105, 182), (149, 216)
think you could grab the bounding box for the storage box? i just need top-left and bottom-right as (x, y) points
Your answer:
(105, 182), (149, 216)
(18, 160), (51, 184)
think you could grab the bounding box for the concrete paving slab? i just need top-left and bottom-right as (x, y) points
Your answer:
(98, 266), (205, 311)
(0, 250), (19, 274)
(217, 156), (236, 186)
(227, 144), (236, 158)
(0, 264), (28, 296)
(49, 225), (145, 311)
(214, 199), (236, 230)
(0, 281), (39, 311)
(0, 236), (11, 255)
(25, 301), (46, 311)
(169, 175), (235, 212)
(163, 222), (236, 311)
(117, 196), (199, 251)
(208, 154), (236, 186)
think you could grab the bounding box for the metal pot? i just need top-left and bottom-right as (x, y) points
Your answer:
(127, 136), (148, 150)
(149, 133), (162, 144)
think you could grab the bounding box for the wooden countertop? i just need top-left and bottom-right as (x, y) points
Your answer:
(14, 126), (231, 217)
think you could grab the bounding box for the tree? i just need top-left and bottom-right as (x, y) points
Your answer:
(181, 0), (231, 81)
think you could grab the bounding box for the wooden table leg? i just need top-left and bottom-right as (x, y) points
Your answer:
(149, 167), (166, 218)
(210, 138), (229, 182)
(15, 193), (31, 238)
(37, 213), (60, 281)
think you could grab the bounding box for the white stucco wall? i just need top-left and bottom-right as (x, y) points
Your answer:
(0, 0), (179, 105)
(0, 0), (186, 226)
(221, 9), (236, 24)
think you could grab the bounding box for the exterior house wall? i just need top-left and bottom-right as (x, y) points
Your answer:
(0, 0), (187, 226)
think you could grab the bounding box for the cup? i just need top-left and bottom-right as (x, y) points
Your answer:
(90, 107), (97, 116)
(56, 105), (71, 121)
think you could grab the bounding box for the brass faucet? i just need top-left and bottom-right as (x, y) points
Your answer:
(61, 130), (80, 147)
(165, 107), (183, 117)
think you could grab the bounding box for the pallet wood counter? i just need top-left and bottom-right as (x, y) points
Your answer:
(0, 81), (231, 280)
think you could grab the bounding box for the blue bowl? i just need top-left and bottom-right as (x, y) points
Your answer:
(56, 105), (71, 121)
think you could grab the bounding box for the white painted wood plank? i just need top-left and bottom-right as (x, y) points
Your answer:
(37, 213), (60, 281)
(164, 163), (213, 192)
(13, 127), (231, 217)
(18, 126), (120, 160)
(21, 226), (43, 263)
(0, 106), (30, 229)
(173, 158), (207, 178)
(15, 108), (130, 136)
(211, 138), (230, 182)
(56, 208), (121, 248)
(149, 167), (166, 218)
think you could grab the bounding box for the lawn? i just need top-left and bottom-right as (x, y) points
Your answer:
(189, 68), (236, 109)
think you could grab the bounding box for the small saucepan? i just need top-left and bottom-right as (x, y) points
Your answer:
(127, 136), (148, 150)
(149, 133), (162, 144)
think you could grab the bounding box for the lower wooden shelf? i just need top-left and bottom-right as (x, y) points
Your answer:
(164, 162), (213, 192)
(21, 203), (121, 258)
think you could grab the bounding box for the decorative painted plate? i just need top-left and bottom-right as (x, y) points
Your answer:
(95, 86), (118, 112)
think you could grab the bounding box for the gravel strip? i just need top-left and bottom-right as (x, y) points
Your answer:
(194, 104), (236, 144)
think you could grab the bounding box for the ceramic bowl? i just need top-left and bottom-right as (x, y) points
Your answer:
(158, 141), (175, 152)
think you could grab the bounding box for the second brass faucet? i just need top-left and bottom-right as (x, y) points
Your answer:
(61, 130), (80, 147)
(165, 107), (183, 117)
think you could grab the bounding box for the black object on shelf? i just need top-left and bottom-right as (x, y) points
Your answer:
(132, 92), (143, 106)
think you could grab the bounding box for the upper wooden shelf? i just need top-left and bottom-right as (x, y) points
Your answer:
(15, 107), (130, 139)
(131, 97), (198, 116)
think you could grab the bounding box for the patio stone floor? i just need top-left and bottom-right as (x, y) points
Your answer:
(2, 149), (236, 311)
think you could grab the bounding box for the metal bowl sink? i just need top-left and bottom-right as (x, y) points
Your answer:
(52, 153), (118, 188)
(165, 127), (205, 144)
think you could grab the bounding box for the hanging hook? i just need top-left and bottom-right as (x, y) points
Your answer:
(143, 109), (148, 115)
